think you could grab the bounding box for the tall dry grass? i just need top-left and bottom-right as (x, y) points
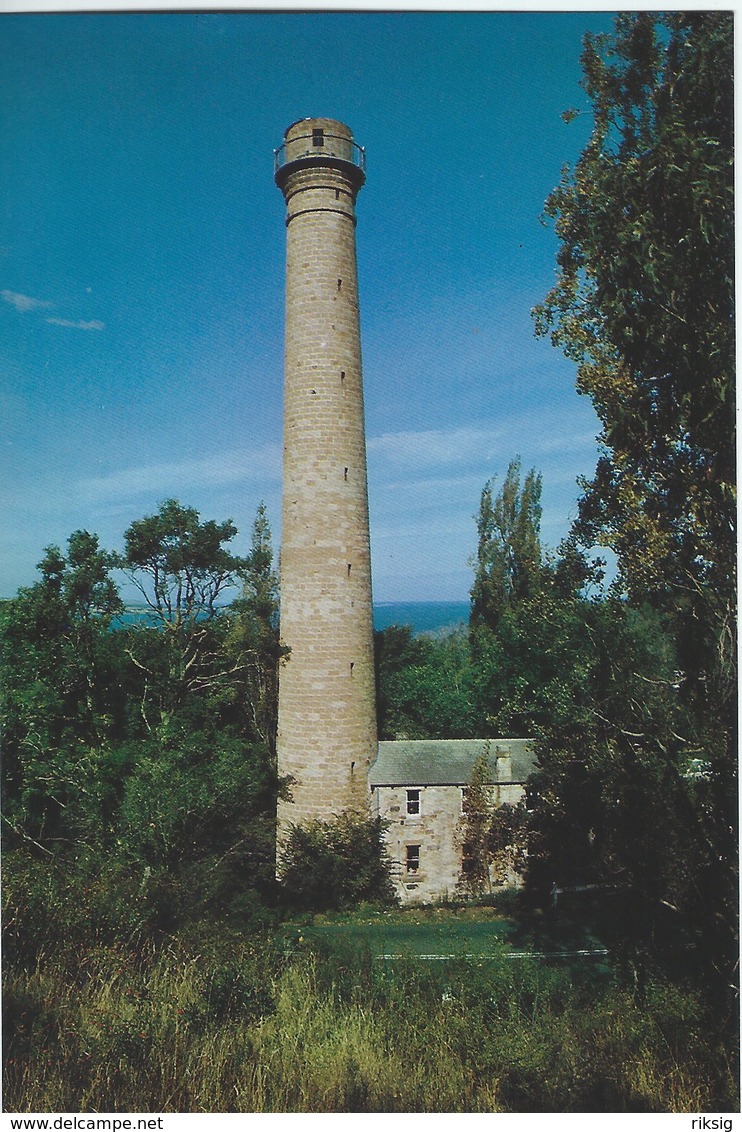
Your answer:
(4, 937), (737, 1113)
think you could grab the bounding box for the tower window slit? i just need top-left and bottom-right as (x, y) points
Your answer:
(312, 128), (324, 147)
(344, 467), (348, 481)
(337, 278), (342, 291)
(347, 563), (352, 576)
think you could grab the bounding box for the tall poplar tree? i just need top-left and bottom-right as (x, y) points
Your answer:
(470, 458), (545, 634)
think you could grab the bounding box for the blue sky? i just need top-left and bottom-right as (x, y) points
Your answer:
(0, 9), (617, 602)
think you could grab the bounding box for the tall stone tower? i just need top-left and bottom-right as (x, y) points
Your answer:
(274, 118), (377, 843)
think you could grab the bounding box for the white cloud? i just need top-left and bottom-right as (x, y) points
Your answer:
(364, 409), (606, 600)
(368, 425), (499, 471)
(77, 443), (282, 505)
(367, 413), (599, 479)
(1, 289), (53, 313)
(1, 290), (104, 329)
(46, 317), (105, 331)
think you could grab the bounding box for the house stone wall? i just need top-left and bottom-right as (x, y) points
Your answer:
(373, 780), (528, 904)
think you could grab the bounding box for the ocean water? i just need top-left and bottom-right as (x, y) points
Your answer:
(115, 601), (470, 637)
(372, 601), (469, 636)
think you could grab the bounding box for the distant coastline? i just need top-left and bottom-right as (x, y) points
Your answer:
(113, 600), (470, 638)
(372, 601), (469, 636)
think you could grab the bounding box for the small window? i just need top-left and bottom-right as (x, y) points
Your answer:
(406, 845), (420, 874)
(312, 128), (324, 147)
(406, 788), (421, 816)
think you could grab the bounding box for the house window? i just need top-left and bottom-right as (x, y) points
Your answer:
(312, 128), (324, 147)
(406, 845), (420, 874)
(406, 788), (421, 816)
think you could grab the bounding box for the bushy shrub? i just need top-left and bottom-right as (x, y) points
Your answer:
(279, 813), (398, 912)
(2, 849), (146, 969)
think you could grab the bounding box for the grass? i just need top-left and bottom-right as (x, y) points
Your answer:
(284, 903), (517, 958)
(4, 907), (738, 1113)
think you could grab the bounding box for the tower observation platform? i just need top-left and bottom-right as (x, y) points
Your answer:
(274, 118), (366, 192)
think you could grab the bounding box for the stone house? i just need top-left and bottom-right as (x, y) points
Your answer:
(369, 738), (536, 904)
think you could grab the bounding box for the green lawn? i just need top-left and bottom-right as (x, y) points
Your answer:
(277, 902), (614, 979)
(301, 914), (514, 957)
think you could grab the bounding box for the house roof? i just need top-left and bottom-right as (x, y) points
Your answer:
(369, 738), (537, 788)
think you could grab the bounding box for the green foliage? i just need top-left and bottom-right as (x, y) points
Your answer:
(530, 11), (737, 1019)
(117, 498), (245, 627)
(2, 848), (147, 969)
(374, 624), (429, 738)
(471, 459), (545, 632)
(118, 724), (278, 917)
(533, 11), (735, 745)
(226, 502), (284, 755)
(374, 625), (476, 739)
(464, 448), (736, 1013)
(2, 502), (281, 941)
(114, 499), (249, 727)
(457, 753), (493, 897)
(279, 813), (398, 913)
(457, 755), (529, 899)
(468, 461), (603, 739)
(1, 532), (126, 846)
(533, 14), (734, 619)
(488, 802), (529, 886)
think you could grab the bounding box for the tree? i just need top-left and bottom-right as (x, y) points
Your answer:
(227, 502), (283, 754)
(113, 501), (282, 916)
(116, 499), (247, 728)
(487, 801), (529, 888)
(374, 624), (430, 739)
(531, 12), (736, 1017)
(117, 718), (278, 925)
(470, 459), (545, 633)
(456, 752), (494, 898)
(532, 12), (735, 701)
(118, 498), (245, 626)
(2, 506), (284, 946)
(468, 461), (602, 739)
(1, 532), (124, 847)
(374, 625), (476, 740)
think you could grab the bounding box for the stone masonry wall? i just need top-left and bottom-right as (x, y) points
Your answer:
(275, 120), (377, 845)
(373, 782), (527, 904)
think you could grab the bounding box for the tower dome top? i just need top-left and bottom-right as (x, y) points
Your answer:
(283, 116), (354, 141)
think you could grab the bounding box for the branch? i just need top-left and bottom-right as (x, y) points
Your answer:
(2, 814), (53, 856)
(124, 646), (153, 675)
(591, 707), (647, 738)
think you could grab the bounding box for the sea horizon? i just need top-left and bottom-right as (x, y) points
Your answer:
(114, 599), (471, 637)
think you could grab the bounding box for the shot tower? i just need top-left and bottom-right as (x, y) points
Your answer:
(274, 118), (377, 842)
